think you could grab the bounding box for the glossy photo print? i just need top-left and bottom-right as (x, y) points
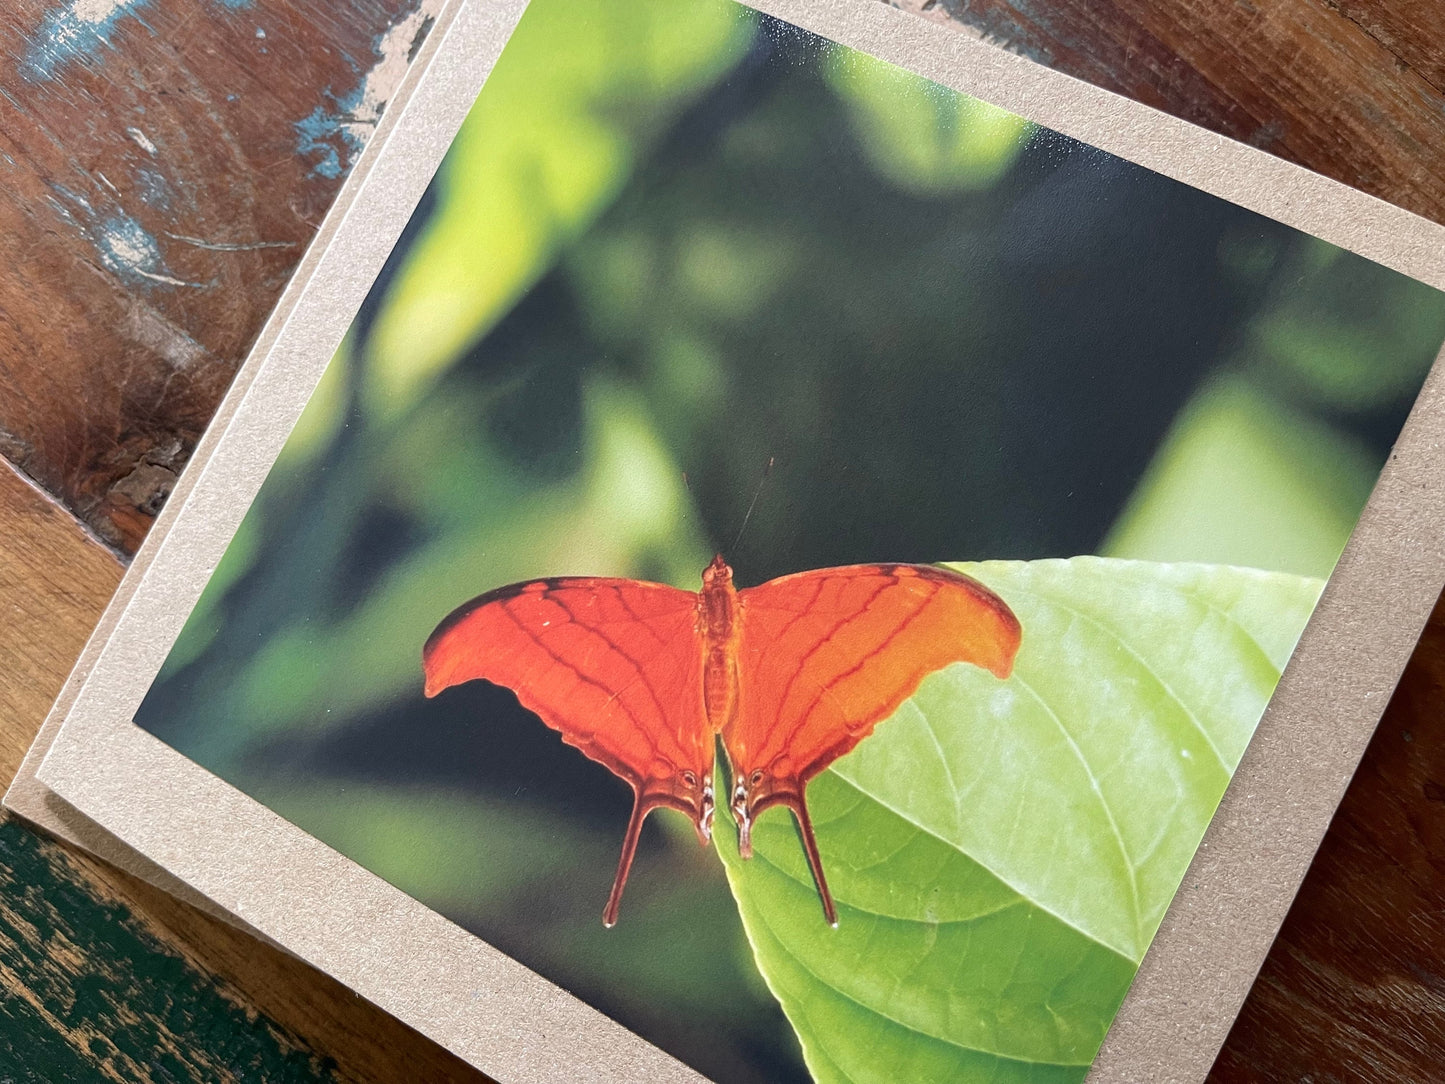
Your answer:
(132, 0), (1445, 1080)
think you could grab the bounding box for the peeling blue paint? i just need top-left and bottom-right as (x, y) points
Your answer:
(291, 8), (436, 181)
(50, 183), (95, 217)
(95, 213), (165, 279)
(135, 168), (172, 211)
(23, 0), (154, 81)
(92, 213), (208, 288)
(294, 90), (367, 181)
(24, 0), (257, 80)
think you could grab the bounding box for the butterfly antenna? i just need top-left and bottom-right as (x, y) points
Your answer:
(788, 794), (839, 928)
(731, 456), (775, 554)
(604, 794), (653, 928)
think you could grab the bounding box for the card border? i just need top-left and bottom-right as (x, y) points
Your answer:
(13, 0), (1445, 1080)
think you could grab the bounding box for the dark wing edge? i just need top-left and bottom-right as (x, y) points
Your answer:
(422, 574), (684, 696)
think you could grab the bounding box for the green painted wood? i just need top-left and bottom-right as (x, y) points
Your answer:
(0, 817), (334, 1083)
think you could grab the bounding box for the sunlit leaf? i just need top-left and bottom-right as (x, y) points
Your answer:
(826, 48), (1033, 196)
(1101, 377), (1374, 578)
(719, 557), (1322, 1083)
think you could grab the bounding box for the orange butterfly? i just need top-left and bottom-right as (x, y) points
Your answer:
(423, 555), (1021, 926)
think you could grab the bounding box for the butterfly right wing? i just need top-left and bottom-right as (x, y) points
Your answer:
(423, 576), (710, 925)
(727, 563), (1021, 925)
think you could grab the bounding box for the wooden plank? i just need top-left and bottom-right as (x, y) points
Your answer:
(0, 3), (480, 1076)
(0, 0), (438, 553)
(1210, 595), (1445, 1082)
(903, 0), (1445, 225)
(0, 818), (334, 1084)
(0, 368), (479, 1080)
(0, 456), (121, 777)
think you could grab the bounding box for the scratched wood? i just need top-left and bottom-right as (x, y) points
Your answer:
(0, 0), (480, 1076)
(901, 0), (1445, 225)
(0, 459), (481, 1082)
(1209, 595), (1445, 1083)
(0, 0), (440, 553)
(3, 0), (1445, 1081)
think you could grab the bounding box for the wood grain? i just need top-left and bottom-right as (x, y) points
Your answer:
(0, 0), (437, 553)
(1209, 594), (1445, 1083)
(0, 458), (121, 776)
(899, 0), (1445, 225)
(0, 457), (482, 1081)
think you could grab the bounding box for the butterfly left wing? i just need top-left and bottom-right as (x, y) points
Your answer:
(423, 576), (710, 926)
(726, 563), (1021, 924)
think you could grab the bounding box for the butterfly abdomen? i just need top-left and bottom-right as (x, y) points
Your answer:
(699, 557), (743, 732)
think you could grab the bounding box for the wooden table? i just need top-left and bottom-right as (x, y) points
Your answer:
(2, 0), (1443, 1079)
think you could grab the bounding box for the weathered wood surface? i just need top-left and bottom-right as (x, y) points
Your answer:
(1, 0), (1444, 1080)
(1211, 594), (1445, 1083)
(901, 0), (1445, 225)
(0, 0), (438, 553)
(1, 1), (480, 1079)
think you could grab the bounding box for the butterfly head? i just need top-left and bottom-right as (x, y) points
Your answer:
(701, 554), (733, 589)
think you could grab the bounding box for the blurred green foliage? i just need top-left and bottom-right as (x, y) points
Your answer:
(826, 49), (1033, 196)
(1103, 237), (1445, 574)
(136, 0), (1445, 1081)
(361, 0), (753, 421)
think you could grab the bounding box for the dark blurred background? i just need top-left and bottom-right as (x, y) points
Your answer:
(135, 1), (1445, 1080)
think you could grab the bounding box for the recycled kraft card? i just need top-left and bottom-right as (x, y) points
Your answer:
(12, 0), (1445, 1080)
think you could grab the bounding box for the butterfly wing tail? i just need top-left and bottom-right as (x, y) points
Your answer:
(787, 793), (838, 928)
(604, 792), (654, 928)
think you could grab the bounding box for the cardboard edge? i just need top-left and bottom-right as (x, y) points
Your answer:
(16, 786), (281, 946)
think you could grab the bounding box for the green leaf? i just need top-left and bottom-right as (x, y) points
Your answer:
(717, 557), (1323, 1083)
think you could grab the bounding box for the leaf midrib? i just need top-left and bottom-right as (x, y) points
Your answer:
(1005, 672), (1144, 955)
(827, 769), (1140, 967)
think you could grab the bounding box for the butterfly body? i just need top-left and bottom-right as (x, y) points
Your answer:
(699, 555), (742, 739)
(424, 555), (1021, 927)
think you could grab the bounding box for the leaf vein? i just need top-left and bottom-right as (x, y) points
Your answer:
(828, 770), (1138, 964)
(743, 865), (1094, 1070)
